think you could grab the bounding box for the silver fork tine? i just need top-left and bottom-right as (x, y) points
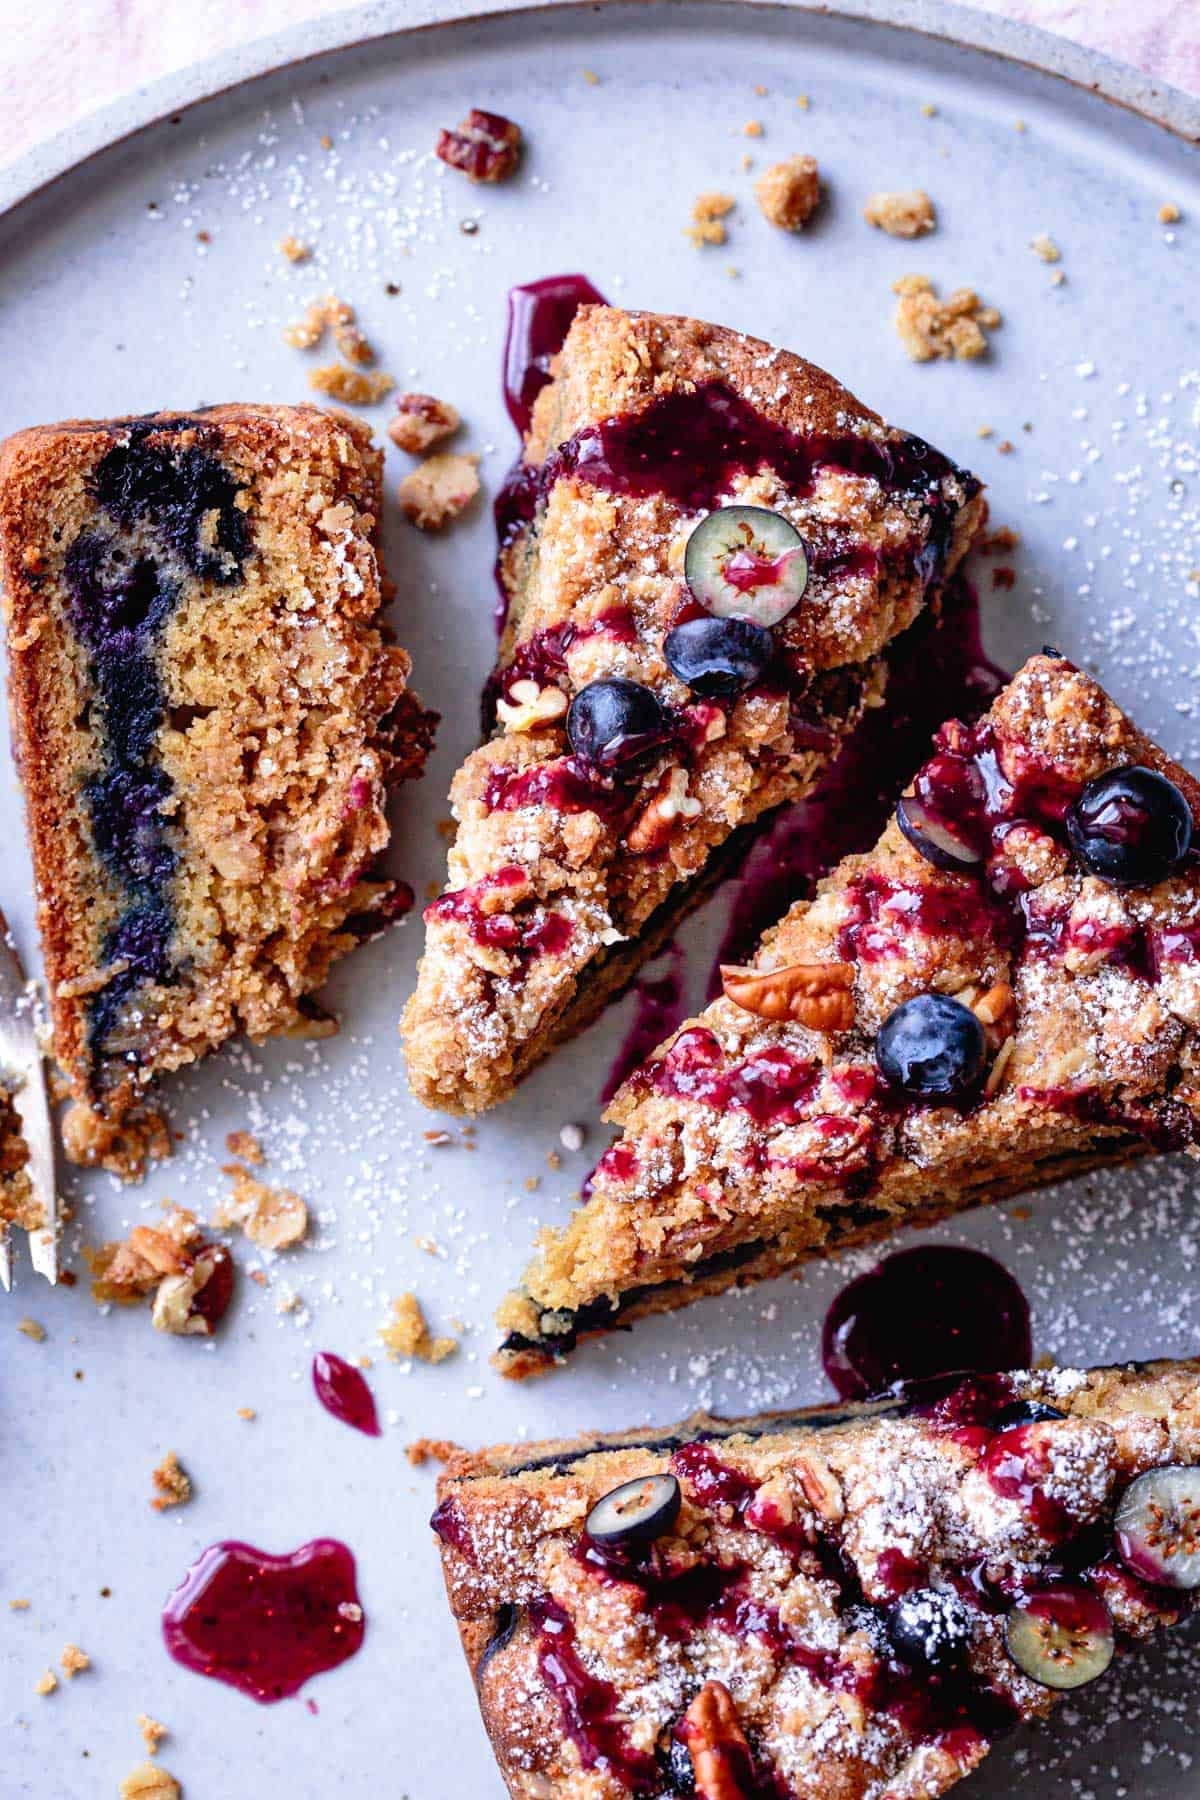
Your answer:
(0, 911), (58, 1284)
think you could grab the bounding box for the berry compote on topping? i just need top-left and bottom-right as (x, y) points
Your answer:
(566, 677), (669, 771)
(162, 1539), (366, 1702)
(821, 1246), (1031, 1401)
(1113, 1466), (1200, 1589)
(311, 1352), (381, 1437)
(663, 615), (775, 698)
(875, 992), (987, 1102)
(684, 505), (809, 627)
(1003, 1582), (1114, 1690)
(1065, 765), (1194, 888)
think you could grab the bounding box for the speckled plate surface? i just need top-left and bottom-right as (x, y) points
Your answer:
(1, 3), (1199, 1794)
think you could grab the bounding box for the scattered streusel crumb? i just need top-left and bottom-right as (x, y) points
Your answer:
(388, 393), (461, 455)
(10, 1598), (30, 1611)
(397, 453), (480, 530)
(1159, 202), (1181, 224)
(1030, 232), (1061, 263)
(795, 94), (809, 109)
(755, 155), (820, 231)
(120, 1765), (181, 1800)
(283, 300), (328, 350)
(920, 102), (937, 117)
(60, 1643), (90, 1678)
(279, 236), (310, 264)
(18, 1316), (45, 1341)
(685, 192), (735, 247)
(406, 1436), (462, 1467)
(582, 68), (600, 84)
(892, 273), (1000, 362)
(863, 190), (935, 238)
(996, 438), (1015, 454)
(138, 1715), (168, 1756)
(308, 364), (394, 406)
(215, 1169), (307, 1251)
(379, 1293), (458, 1364)
(35, 1669), (56, 1696)
(976, 525), (1021, 555)
(150, 1451), (192, 1513)
(224, 1130), (263, 1165)
(236, 1407), (256, 1422)
(1049, 269), (1066, 287)
(744, 120), (763, 137)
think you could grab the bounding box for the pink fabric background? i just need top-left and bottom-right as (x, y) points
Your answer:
(0, 0), (1196, 175)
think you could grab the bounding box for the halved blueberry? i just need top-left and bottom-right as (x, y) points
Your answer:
(886, 1587), (972, 1672)
(875, 994), (987, 1102)
(663, 616), (774, 698)
(896, 795), (985, 874)
(1114, 1466), (1200, 1590)
(586, 1473), (681, 1548)
(685, 505), (809, 627)
(1066, 765), (1193, 889)
(1004, 1582), (1114, 1689)
(566, 678), (669, 771)
(991, 1400), (1067, 1429)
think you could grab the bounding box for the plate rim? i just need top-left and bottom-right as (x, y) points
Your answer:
(1, 0), (1198, 222)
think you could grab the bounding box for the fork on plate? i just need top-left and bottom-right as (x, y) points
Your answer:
(0, 911), (58, 1288)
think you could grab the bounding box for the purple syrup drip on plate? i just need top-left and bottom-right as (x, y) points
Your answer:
(162, 1538), (365, 1703)
(312, 1352), (381, 1437)
(503, 273), (608, 434)
(822, 1245), (1031, 1402)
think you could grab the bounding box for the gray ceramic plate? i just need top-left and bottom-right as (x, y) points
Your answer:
(1, 3), (1198, 1794)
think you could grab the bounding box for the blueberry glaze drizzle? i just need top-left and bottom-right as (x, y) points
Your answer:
(63, 422), (251, 1064)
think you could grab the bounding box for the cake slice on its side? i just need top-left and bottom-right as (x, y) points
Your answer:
(433, 1360), (1200, 1800)
(0, 407), (435, 1176)
(402, 306), (984, 1114)
(497, 655), (1200, 1375)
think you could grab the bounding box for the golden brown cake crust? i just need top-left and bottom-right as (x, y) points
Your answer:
(497, 656), (1200, 1373)
(433, 1360), (1200, 1799)
(403, 307), (983, 1117)
(0, 406), (434, 1169)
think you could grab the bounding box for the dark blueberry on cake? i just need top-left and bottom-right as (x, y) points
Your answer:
(1114, 1466), (1200, 1589)
(875, 993), (986, 1101)
(1066, 765), (1193, 888)
(992, 1400), (1067, 1429)
(685, 504), (809, 626)
(886, 1586), (972, 1672)
(663, 615), (774, 698)
(566, 677), (669, 771)
(585, 1473), (681, 1547)
(0, 407), (434, 1176)
(895, 794), (984, 873)
(1004, 1582), (1115, 1689)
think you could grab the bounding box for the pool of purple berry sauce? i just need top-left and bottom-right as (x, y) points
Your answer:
(600, 944), (687, 1103)
(311, 1352), (380, 1437)
(822, 1246), (1031, 1401)
(709, 575), (1007, 987)
(162, 1539), (365, 1702)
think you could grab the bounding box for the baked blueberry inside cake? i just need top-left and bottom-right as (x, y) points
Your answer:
(0, 406), (435, 1174)
(402, 306), (984, 1115)
(433, 1359), (1200, 1799)
(497, 654), (1200, 1374)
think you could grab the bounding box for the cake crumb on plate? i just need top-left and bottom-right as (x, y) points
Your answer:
(380, 1292), (458, 1364)
(863, 189), (935, 238)
(150, 1452), (192, 1513)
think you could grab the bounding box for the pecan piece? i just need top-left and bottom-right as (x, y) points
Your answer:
(436, 109), (522, 183)
(628, 768), (702, 853)
(680, 1681), (756, 1799)
(721, 959), (855, 1031)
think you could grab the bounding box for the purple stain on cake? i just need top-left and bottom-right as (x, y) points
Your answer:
(62, 428), (253, 1064)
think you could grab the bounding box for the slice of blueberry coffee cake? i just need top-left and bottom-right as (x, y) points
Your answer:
(497, 654), (1200, 1375)
(0, 407), (434, 1175)
(402, 306), (984, 1114)
(433, 1359), (1200, 1799)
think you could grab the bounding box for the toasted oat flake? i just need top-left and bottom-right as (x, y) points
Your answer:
(120, 1766), (181, 1800)
(18, 1315), (45, 1341)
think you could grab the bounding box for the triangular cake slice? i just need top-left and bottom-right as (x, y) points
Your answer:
(433, 1358), (1200, 1799)
(402, 306), (983, 1113)
(497, 654), (1200, 1374)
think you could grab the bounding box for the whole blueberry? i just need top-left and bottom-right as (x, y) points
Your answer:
(1066, 765), (1193, 888)
(886, 1587), (972, 1672)
(566, 677), (669, 771)
(875, 993), (986, 1102)
(992, 1400), (1066, 1429)
(663, 616), (774, 698)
